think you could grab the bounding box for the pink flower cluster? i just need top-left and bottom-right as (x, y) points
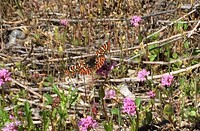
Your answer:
(60, 19), (68, 26)
(122, 97), (136, 116)
(0, 69), (11, 86)
(137, 69), (150, 82)
(104, 89), (116, 99)
(2, 115), (20, 131)
(130, 15), (141, 27)
(78, 116), (97, 131)
(147, 91), (156, 99)
(161, 74), (173, 87)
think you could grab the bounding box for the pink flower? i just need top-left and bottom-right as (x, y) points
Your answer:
(2, 120), (21, 131)
(60, 19), (68, 26)
(91, 102), (98, 116)
(78, 116), (97, 131)
(9, 115), (14, 119)
(122, 97), (136, 116)
(137, 69), (150, 82)
(147, 91), (156, 99)
(0, 79), (4, 86)
(161, 74), (173, 87)
(0, 69), (11, 86)
(104, 89), (116, 99)
(96, 61), (116, 77)
(130, 15), (141, 27)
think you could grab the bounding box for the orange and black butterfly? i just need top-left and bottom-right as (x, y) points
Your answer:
(66, 41), (110, 76)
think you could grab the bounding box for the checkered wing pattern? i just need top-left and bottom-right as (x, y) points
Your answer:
(66, 41), (110, 76)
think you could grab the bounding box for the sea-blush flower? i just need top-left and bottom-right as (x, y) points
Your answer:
(137, 69), (150, 82)
(96, 61), (116, 77)
(130, 15), (141, 27)
(104, 89), (116, 99)
(9, 115), (14, 119)
(122, 97), (136, 116)
(91, 102), (98, 116)
(147, 91), (156, 99)
(0, 69), (11, 86)
(161, 74), (173, 87)
(78, 116), (97, 131)
(2, 120), (21, 131)
(60, 19), (68, 26)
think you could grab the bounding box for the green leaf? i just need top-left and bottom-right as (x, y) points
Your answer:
(138, 34), (143, 43)
(164, 104), (174, 116)
(25, 101), (30, 113)
(15, 62), (22, 69)
(194, 49), (200, 54)
(103, 121), (113, 131)
(183, 23), (188, 30)
(111, 108), (119, 115)
(52, 108), (58, 117)
(54, 27), (59, 41)
(189, 110), (196, 117)
(145, 111), (152, 124)
(135, 97), (141, 108)
(43, 82), (50, 87)
(72, 38), (80, 46)
(46, 75), (54, 84)
(175, 21), (184, 32)
(150, 33), (159, 41)
(24, 101), (34, 130)
(172, 52), (178, 59)
(184, 41), (190, 49)
(0, 109), (9, 126)
(149, 54), (157, 61)
(41, 110), (51, 131)
(177, 22), (183, 29)
(68, 89), (79, 107)
(33, 33), (40, 40)
(58, 45), (63, 54)
(44, 93), (53, 105)
(148, 44), (158, 50)
(52, 84), (61, 96)
(98, 87), (105, 100)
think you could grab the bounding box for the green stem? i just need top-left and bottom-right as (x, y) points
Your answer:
(102, 96), (109, 121)
(2, 86), (5, 108)
(101, 76), (109, 121)
(135, 109), (139, 131)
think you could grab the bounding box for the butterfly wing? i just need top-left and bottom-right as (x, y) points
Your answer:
(66, 61), (84, 76)
(96, 41), (110, 56)
(66, 65), (76, 76)
(94, 55), (106, 71)
(79, 66), (92, 75)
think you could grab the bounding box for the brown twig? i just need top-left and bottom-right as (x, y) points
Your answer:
(11, 78), (42, 98)
(108, 63), (200, 83)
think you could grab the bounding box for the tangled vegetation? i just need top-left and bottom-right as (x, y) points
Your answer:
(0, 0), (200, 131)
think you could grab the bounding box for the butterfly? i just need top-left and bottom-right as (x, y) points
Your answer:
(66, 41), (110, 76)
